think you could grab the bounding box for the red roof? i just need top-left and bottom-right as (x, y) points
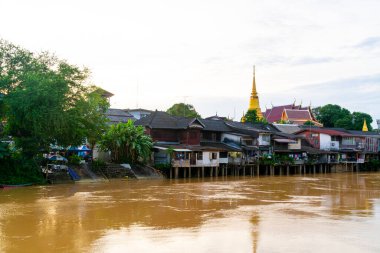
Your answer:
(296, 128), (352, 137)
(263, 104), (294, 123)
(285, 109), (312, 120)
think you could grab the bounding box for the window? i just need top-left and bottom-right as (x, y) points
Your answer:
(212, 152), (217, 160)
(261, 135), (270, 142)
(220, 152), (228, 158)
(342, 137), (355, 145)
(196, 152), (203, 160)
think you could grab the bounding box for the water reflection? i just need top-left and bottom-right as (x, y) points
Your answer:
(0, 173), (380, 252)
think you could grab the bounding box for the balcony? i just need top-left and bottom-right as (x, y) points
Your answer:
(173, 160), (190, 167)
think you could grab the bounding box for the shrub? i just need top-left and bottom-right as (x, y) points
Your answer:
(68, 154), (82, 165)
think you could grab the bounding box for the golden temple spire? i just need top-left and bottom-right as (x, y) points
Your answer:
(362, 119), (368, 132)
(248, 65), (263, 118)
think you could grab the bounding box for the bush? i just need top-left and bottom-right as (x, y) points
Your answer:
(0, 156), (45, 184)
(68, 154), (82, 165)
(363, 159), (380, 171)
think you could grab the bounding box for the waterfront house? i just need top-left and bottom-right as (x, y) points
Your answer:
(134, 111), (235, 177)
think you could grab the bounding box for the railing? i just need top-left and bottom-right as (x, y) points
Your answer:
(172, 160), (190, 167)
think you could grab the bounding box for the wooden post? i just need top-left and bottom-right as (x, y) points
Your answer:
(189, 167), (191, 178)
(175, 167), (179, 179)
(257, 163), (260, 177)
(202, 167), (204, 178)
(210, 167), (213, 178)
(287, 166), (289, 176)
(170, 167), (172, 179)
(299, 165), (302, 175)
(197, 167), (200, 178)
(313, 165), (316, 174)
(243, 166), (246, 176)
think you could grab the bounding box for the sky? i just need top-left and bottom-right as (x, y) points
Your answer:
(1, 0), (380, 127)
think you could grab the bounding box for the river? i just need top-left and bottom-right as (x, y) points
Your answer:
(1, 173), (380, 253)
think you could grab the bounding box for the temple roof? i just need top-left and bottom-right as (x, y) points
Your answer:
(263, 104), (294, 123)
(284, 109), (312, 120)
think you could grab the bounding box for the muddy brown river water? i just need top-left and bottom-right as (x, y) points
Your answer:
(1, 173), (380, 253)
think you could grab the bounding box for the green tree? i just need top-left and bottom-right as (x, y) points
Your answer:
(352, 112), (373, 131)
(315, 104), (351, 128)
(99, 120), (153, 164)
(0, 40), (108, 157)
(166, 103), (201, 118)
(244, 109), (267, 124)
(83, 88), (110, 149)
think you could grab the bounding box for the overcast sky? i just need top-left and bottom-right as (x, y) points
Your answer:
(1, 0), (380, 126)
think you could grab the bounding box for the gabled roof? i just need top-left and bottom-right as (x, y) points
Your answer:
(284, 109), (312, 120)
(126, 108), (153, 113)
(134, 111), (204, 130)
(106, 108), (134, 124)
(200, 119), (231, 132)
(263, 104), (294, 123)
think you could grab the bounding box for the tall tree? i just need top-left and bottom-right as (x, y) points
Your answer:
(99, 120), (152, 163)
(0, 39), (108, 157)
(352, 112), (373, 131)
(166, 103), (201, 118)
(314, 104), (352, 128)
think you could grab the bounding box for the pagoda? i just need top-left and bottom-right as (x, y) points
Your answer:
(248, 66), (263, 118)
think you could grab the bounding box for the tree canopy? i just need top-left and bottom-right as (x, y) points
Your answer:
(166, 103), (201, 118)
(99, 120), (152, 164)
(313, 104), (373, 131)
(0, 39), (109, 157)
(244, 109), (267, 124)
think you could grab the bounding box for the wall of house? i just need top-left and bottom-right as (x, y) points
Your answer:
(201, 131), (221, 142)
(151, 129), (178, 142)
(258, 134), (270, 146)
(196, 151), (219, 166)
(178, 129), (201, 145)
(320, 133), (331, 150)
(364, 137), (374, 152)
(288, 139), (301, 149)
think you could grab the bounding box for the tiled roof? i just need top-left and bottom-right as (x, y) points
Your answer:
(263, 104), (294, 123)
(106, 108), (134, 124)
(134, 111), (205, 129)
(296, 128), (352, 137)
(200, 119), (231, 132)
(284, 109), (312, 120)
(343, 130), (380, 137)
(273, 124), (301, 134)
